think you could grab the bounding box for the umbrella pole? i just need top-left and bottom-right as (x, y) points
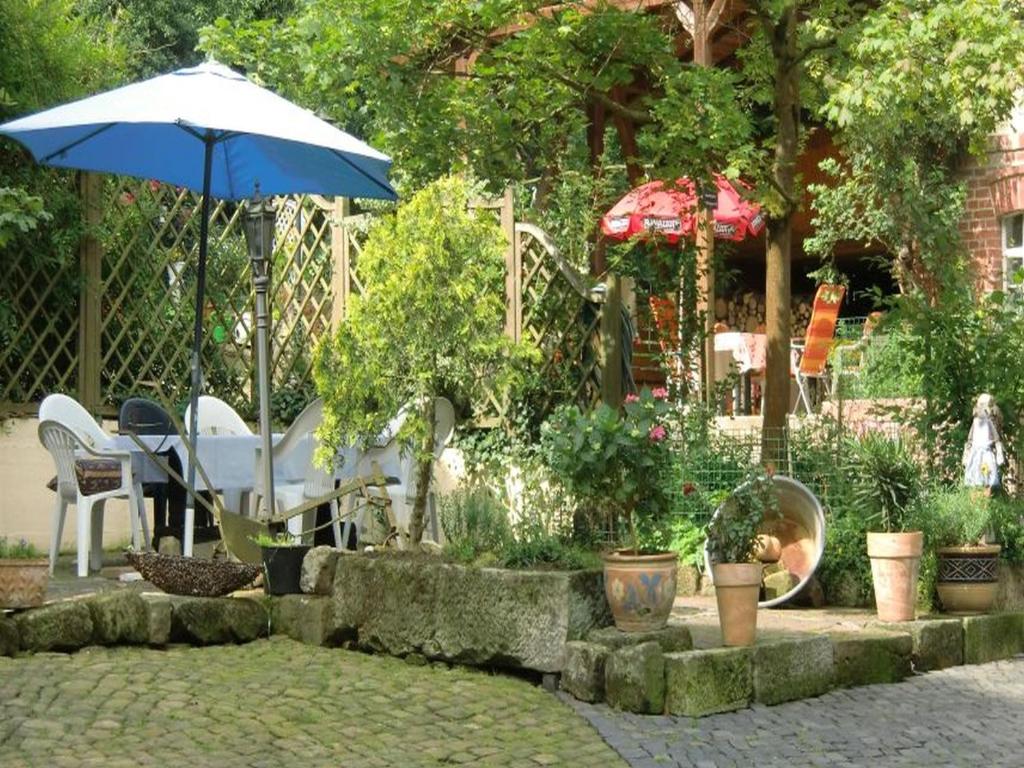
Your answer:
(184, 134), (215, 558)
(253, 251), (275, 525)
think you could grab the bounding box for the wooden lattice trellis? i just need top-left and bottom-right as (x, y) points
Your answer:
(3, 176), (604, 425)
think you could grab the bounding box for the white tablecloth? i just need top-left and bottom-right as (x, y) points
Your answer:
(714, 332), (766, 378)
(109, 433), (304, 492)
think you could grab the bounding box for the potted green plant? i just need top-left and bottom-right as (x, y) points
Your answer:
(253, 532), (311, 595)
(850, 433), (923, 622)
(0, 538), (49, 608)
(705, 472), (780, 646)
(541, 387), (676, 631)
(925, 487), (1000, 614)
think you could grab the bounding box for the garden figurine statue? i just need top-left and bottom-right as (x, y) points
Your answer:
(963, 393), (1005, 491)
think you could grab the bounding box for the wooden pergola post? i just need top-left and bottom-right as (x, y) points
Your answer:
(678, 0), (726, 404)
(77, 172), (103, 411)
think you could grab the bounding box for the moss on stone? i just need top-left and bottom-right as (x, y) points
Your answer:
(0, 615), (19, 656)
(269, 594), (335, 646)
(142, 596), (172, 646)
(328, 555), (610, 672)
(963, 612), (1024, 664)
(587, 624), (692, 653)
(831, 632), (912, 688)
(752, 636), (834, 705)
(15, 601), (93, 652)
(604, 641), (665, 714)
(874, 618), (963, 671)
(561, 641), (610, 703)
(664, 647), (752, 717)
(86, 590), (148, 645)
(171, 597), (267, 645)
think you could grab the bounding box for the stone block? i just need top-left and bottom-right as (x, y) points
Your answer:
(752, 636), (834, 705)
(142, 596), (172, 646)
(86, 590), (148, 645)
(171, 597), (268, 645)
(994, 563), (1024, 611)
(328, 555), (611, 672)
(675, 565), (701, 597)
(561, 642), (609, 703)
(300, 547), (340, 596)
(15, 601), (94, 652)
(0, 616), (19, 657)
(664, 647), (753, 717)
(269, 594), (337, 646)
(604, 641), (665, 714)
(762, 570), (798, 602)
(963, 612), (1024, 664)
(587, 624), (692, 654)
(873, 618), (962, 671)
(831, 632), (913, 688)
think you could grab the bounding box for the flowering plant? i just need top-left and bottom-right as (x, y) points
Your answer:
(540, 387), (674, 553)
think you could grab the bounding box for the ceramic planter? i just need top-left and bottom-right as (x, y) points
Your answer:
(602, 550), (678, 632)
(711, 562), (763, 646)
(936, 544), (1001, 614)
(260, 545), (311, 595)
(0, 558), (49, 608)
(867, 531), (923, 622)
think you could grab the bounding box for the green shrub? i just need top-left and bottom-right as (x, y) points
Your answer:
(990, 496), (1024, 565)
(705, 471), (780, 565)
(846, 432), (922, 532)
(0, 537), (43, 559)
(668, 515), (706, 569)
(439, 486), (511, 561)
(816, 510), (874, 607)
(498, 538), (602, 571)
(915, 486), (991, 548)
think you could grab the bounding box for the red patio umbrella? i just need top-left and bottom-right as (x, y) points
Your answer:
(600, 174), (764, 244)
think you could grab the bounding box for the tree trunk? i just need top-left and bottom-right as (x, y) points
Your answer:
(761, 3), (800, 467)
(408, 397), (436, 544)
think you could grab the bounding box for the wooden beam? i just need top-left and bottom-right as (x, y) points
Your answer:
(77, 172), (102, 411)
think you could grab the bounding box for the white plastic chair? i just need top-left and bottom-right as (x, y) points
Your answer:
(268, 400), (352, 546)
(184, 395), (253, 514)
(184, 395), (252, 436)
(39, 393), (113, 450)
(251, 399), (322, 521)
(345, 397), (456, 542)
(38, 420), (149, 577)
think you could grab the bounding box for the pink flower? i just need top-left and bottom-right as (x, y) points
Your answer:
(649, 424), (667, 442)
(624, 394), (640, 404)
(651, 387), (669, 400)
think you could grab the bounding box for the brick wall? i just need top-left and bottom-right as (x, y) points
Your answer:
(960, 122), (1024, 292)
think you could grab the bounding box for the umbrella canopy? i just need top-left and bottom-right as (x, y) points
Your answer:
(0, 60), (396, 555)
(0, 61), (395, 201)
(600, 174), (764, 245)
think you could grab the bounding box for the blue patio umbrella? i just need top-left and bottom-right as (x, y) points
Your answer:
(0, 61), (396, 555)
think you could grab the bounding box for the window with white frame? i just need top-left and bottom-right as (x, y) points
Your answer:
(1003, 213), (1024, 297)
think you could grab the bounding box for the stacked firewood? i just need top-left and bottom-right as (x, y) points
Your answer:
(714, 292), (813, 338)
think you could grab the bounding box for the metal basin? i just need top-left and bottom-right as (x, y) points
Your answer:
(704, 474), (826, 608)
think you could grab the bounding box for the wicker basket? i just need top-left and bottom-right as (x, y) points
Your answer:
(0, 558), (49, 609)
(126, 552), (260, 597)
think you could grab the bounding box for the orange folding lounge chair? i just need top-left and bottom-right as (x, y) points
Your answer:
(792, 284), (845, 415)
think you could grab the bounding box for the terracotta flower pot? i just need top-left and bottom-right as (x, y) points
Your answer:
(936, 544), (1001, 614)
(711, 562), (763, 646)
(602, 550), (678, 632)
(867, 531), (923, 622)
(0, 558), (49, 608)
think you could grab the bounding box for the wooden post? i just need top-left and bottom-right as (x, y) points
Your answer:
(77, 172), (103, 411)
(690, 0), (719, 404)
(600, 273), (624, 408)
(501, 187), (521, 342)
(330, 197), (351, 330)
(697, 208), (716, 403)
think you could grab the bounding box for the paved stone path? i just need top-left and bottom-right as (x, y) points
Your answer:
(0, 638), (624, 768)
(567, 657), (1024, 768)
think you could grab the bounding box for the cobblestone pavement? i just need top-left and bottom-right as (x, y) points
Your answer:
(0, 638), (624, 768)
(567, 657), (1024, 768)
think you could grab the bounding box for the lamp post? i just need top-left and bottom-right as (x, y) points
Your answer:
(244, 184), (277, 519)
